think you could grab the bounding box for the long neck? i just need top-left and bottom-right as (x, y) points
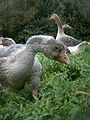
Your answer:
(13, 35), (53, 67)
(55, 17), (65, 40)
(28, 43), (45, 54)
(55, 17), (64, 34)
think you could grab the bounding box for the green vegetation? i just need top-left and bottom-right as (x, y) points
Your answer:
(0, 0), (90, 120)
(0, 50), (90, 120)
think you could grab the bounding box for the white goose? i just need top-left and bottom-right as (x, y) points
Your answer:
(50, 14), (90, 54)
(0, 35), (69, 99)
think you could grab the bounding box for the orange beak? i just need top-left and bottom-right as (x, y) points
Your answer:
(59, 51), (69, 64)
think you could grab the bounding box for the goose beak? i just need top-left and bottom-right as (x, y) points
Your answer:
(59, 51), (69, 64)
(49, 16), (54, 20)
(69, 26), (73, 29)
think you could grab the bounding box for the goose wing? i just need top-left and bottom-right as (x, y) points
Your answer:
(60, 35), (81, 47)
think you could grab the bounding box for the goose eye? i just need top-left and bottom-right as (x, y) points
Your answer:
(54, 46), (59, 50)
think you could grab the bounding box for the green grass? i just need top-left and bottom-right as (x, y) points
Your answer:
(0, 48), (90, 120)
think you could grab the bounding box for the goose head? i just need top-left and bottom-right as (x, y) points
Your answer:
(62, 24), (72, 30)
(49, 14), (62, 25)
(0, 37), (16, 46)
(44, 39), (69, 64)
(26, 35), (69, 64)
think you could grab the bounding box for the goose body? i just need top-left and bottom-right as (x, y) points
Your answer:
(56, 34), (81, 47)
(68, 41), (89, 55)
(0, 35), (69, 98)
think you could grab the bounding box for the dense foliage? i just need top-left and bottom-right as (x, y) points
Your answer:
(0, 0), (90, 42)
(0, 0), (90, 120)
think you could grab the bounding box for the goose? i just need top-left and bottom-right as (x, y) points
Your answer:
(0, 35), (69, 99)
(49, 14), (90, 54)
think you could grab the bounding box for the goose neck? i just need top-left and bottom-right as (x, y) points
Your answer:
(26, 35), (53, 54)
